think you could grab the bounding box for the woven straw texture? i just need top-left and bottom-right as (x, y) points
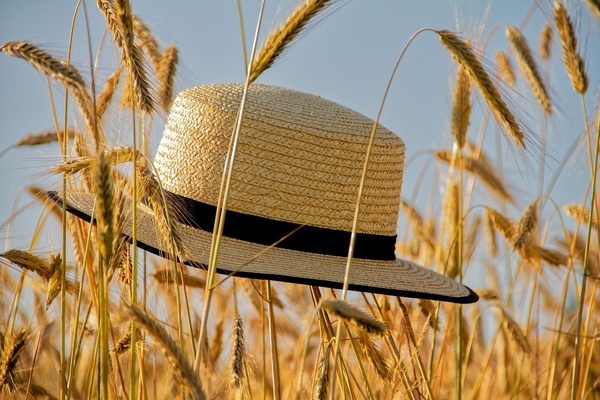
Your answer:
(154, 83), (404, 235)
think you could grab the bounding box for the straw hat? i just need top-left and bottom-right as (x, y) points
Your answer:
(53, 83), (478, 303)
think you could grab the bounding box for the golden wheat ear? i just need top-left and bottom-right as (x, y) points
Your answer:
(554, 2), (589, 94)
(437, 30), (526, 149)
(249, 0), (334, 82)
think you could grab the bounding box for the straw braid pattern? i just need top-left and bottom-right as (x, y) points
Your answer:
(153, 84), (405, 235)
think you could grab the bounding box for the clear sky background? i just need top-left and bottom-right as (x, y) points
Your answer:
(0, 1), (598, 288)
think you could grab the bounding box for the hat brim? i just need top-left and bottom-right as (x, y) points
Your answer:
(48, 191), (478, 304)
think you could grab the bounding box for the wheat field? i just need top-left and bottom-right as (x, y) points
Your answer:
(0, 1), (599, 399)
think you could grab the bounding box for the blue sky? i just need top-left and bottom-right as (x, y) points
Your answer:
(0, 1), (598, 271)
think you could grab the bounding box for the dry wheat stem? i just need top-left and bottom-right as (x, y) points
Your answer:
(554, 2), (589, 94)
(437, 30), (526, 148)
(506, 26), (553, 115)
(451, 65), (472, 149)
(249, 0), (332, 82)
(539, 23), (553, 61)
(125, 304), (206, 399)
(496, 51), (516, 87)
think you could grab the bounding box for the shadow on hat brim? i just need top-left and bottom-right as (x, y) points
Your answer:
(47, 191), (479, 304)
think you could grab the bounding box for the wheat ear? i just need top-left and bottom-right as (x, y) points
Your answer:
(584, 0), (600, 18)
(0, 330), (27, 391)
(125, 304), (206, 399)
(506, 26), (553, 115)
(0, 41), (102, 145)
(15, 128), (76, 147)
(313, 340), (332, 400)
(249, 0), (332, 82)
(495, 51), (516, 87)
(435, 150), (512, 201)
(539, 23), (553, 60)
(228, 316), (247, 389)
(437, 30), (526, 148)
(554, 2), (589, 94)
(132, 14), (162, 68)
(322, 299), (387, 335)
(0, 249), (52, 280)
(512, 199), (538, 251)
(451, 65), (472, 149)
(97, 0), (154, 112)
(157, 43), (179, 112)
(96, 67), (123, 119)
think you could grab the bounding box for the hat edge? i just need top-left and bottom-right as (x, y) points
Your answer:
(46, 190), (479, 304)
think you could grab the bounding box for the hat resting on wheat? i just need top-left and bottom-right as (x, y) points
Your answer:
(51, 83), (478, 303)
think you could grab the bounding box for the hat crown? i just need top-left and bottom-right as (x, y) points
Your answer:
(154, 83), (405, 235)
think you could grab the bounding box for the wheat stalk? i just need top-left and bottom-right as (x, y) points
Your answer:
(437, 30), (526, 148)
(249, 0), (332, 82)
(554, 2), (589, 94)
(506, 26), (553, 115)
